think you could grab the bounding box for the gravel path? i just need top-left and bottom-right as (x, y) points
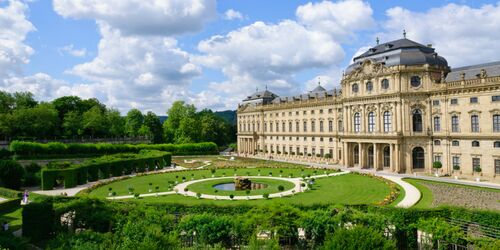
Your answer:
(422, 182), (500, 210)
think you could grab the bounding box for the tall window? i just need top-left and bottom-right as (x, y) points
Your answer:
(472, 157), (480, 172)
(452, 156), (460, 168)
(282, 122), (285, 132)
(303, 121), (307, 132)
(276, 122), (279, 132)
(495, 159), (500, 175)
(412, 109), (423, 132)
(264, 123), (267, 132)
(472, 141), (480, 147)
(296, 121), (299, 132)
(471, 115), (479, 132)
(383, 111), (391, 133)
(493, 114), (500, 132)
(328, 120), (333, 132)
(451, 115), (459, 132)
(494, 141), (500, 148)
(354, 113), (361, 132)
(319, 121), (324, 132)
(289, 122), (292, 132)
(433, 116), (441, 132)
(311, 120), (316, 132)
(270, 122), (273, 132)
(368, 112), (375, 132)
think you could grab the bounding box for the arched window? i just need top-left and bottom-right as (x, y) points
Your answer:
(354, 145), (359, 164)
(381, 79), (389, 89)
(434, 140), (441, 146)
(383, 111), (391, 132)
(328, 120), (333, 132)
(471, 115), (479, 132)
(368, 112), (375, 132)
(366, 81), (373, 92)
(494, 141), (500, 148)
(433, 116), (441, 132)
(412, 147), (425, 169)
(472, 140), (480, 147)
(411, 76), (421, 87)
(352, 83), (359, 93)
(354, 113), (361, 132)
(412, 109), (423, 132)
(452, 140), (459, 146)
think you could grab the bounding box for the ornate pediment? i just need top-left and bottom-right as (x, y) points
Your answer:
(344, 59), (388, 80)
(489, 109), (500, 115)
(381, 103), (393, 112)
(351, 105), (362, 113)
(366, 105), (377, 112)
(410, 102), (426, 111)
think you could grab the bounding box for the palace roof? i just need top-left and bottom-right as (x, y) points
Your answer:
(446, 61), (500, 82)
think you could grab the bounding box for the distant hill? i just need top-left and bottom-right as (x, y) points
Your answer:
(215, 110), (236, 125)
(157, 110), (236, 125)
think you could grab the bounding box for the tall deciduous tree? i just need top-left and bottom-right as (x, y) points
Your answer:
(107, 109), (125, 137)
(0, 91), (15, 113)
(125, 109), (144, 137)
(13, 92), (37, 109)
(62, 111), (83, 137)
(82, 106), (108, 137)
(163, 101), (196, 143)
(10, 103), (60, 138)
(143, 111), (163, 143)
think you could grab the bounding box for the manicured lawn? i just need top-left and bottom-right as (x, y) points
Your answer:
(389, 183), (406, 207)
(119, 173), (391, 206)
(186, 178), (295, 196)
(404, 178), (433, 209)
(88, 167), (337, 197)
(172, 156), (307, 169)
(0, 207), (22, 232)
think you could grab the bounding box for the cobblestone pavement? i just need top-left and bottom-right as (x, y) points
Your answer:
(422, 182), (500, 210)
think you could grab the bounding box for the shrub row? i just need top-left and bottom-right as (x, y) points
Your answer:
(0, 198), (21, 214)
(0, 187), (22, 198)
(9, 141), (218, 159)
(41, 150), (172, 190)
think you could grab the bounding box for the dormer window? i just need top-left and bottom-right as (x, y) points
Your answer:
(352, 83), (359, 93)
(369, 48), (376, 53)
(366, 82), (373, 92)
(385, 44), (393, 50)
(410, 76), (421, 87)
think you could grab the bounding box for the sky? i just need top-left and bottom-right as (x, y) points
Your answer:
(2, 0), (500, 115)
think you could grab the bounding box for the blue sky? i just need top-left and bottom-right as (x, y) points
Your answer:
(2, 0), (500, 114)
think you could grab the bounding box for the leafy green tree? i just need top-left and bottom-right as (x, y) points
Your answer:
(10, 103), (60, 138)
(82, 106), (108, 137)
(143, 111), (163, 143)
(163, 101), (196, 142)
(80, 98), (106, 113)
(0, 160), (25, 189)
(0, 113), (13, 139)
(125, 109), (144, 137)
(62, 110), (83, 137)
(322, 226), (396, 250)
(0, 90), (15, 113)
(13, 92), (37, 109)
(52, 96), (84, 120)
(106, 109), (125, 137)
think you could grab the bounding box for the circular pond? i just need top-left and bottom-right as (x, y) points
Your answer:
(187, 177), (295, 196)
(213, 182), (268, 191)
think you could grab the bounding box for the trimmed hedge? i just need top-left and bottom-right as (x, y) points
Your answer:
(0, 198), (21, 214)
(40, 150), (172, 190)
(10, 141), (218, 159)
(22, 201), (54, 242)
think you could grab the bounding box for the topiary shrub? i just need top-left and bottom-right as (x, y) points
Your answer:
(263, 193), (269, 199)
(23, 162), (41, 187)
(0, 160), (25, 190)
(432, 161), (442, 169)
(323, 226), (396, 250)
(277, 185), (285, 192)
(22, 201), (54, 242)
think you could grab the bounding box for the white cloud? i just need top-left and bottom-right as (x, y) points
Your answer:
(0, 0), (35, 79)
(53, 0), (217, 36)
(58, 44), (87, 57)
(196, 20), (345, 104)
(224, 9), (244, 20)
(381, 3), (500, 67)
(296, 0), (375, 41)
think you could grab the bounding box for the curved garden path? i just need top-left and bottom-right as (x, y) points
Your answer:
(108, 171), (349, 200)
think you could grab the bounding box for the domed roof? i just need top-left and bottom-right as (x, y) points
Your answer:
(346, 38), (448, 74)
(310, 85), (327, 93)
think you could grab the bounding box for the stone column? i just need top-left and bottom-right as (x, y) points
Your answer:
(373, 143), (379, 170)
(389, 143), (394, 172)
(359, 143), (364, 168)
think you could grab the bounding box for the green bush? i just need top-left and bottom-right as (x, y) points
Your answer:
(0, 160), (25, 189)
(10, 141), (218, 158)
(22, 201), (55, 242)
(23, 162), (41, 186)
(433, 161), (442, 169)
(0, 187), (21, 198)
(0, 148), (11, 159)
(323, 226), (396, 250)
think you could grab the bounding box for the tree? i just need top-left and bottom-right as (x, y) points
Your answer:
(80, 98), (106, 113)
(107, 109), (125, 137)
(10, 103), (60, 138)
(12, 92), (37, 109)
(125, 109), (144, 137)
(163, 101), (196, 142)
(52, 96), (84, 120)
(82, 106), (108, 137)
(0, 91), (15, 113)
(62, 111), (83, 137)
(323, 226), (396, 250)
(0, 160), (25, 189)
(143, 112), (163, 143)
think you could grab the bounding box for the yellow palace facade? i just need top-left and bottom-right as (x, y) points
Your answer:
(237, 38), (500, 178)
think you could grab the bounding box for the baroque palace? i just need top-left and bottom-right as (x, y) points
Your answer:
(236, 37), (500, 178)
